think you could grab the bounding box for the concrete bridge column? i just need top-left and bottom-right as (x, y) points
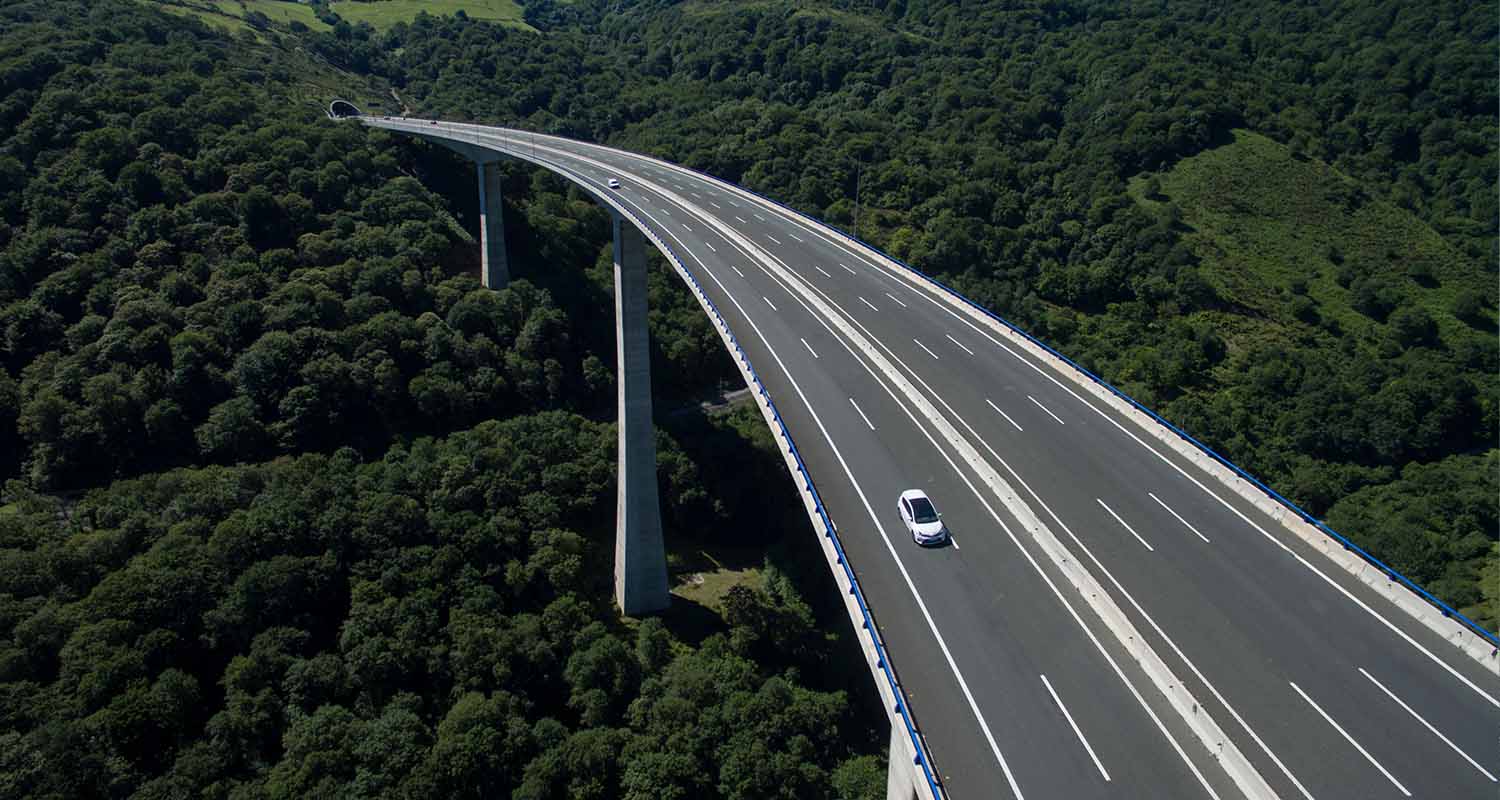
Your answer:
(476, 160), (510, 289)
(888, 722), (918, 800)
(612, 213), (669, 615)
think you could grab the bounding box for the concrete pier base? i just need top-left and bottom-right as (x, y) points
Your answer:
(888, 722), (918, 800)
(476, 161), (509, 289)
(612, 214), (669, 616)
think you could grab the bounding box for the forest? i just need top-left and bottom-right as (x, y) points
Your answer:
(0, 0), (1494, 798)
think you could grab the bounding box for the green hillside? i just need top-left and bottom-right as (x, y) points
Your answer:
(1131, 129), (1493, 350)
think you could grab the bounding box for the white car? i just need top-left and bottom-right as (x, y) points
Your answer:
(898, 489), (948, 546)
(607, 178), (621, 189)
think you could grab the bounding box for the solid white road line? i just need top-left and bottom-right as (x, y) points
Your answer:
(705, 241), (716, 252)
(1149, 492), (1211, 544)
(1040, 674), (1111, 782)
(1097, 498), (1155, 552)
(790, 233), (804, 242)
(859, 296), (880, 312)
(731, 266), (745, 278)
(913, 339), (940, 360)
(1027, 394), (1065, 425)
(986, 399), (1024, 432)
(599, 175), (1204, 800)
(801, 337), (819, 359)
(946, 334), (975, 355)
(849, 397), (875, 430)
(762, 296), (777, 311)
(1290, 682), (1412, 796)
(886, 292), (909, 308)
(657, 232), (1027, 799)
(816, 266), (833, 278)
(1358, 667), (1497, 782)
(735, 215), (748, 223)
(840, 262), (857, 274)
(766, 234), (782, 245)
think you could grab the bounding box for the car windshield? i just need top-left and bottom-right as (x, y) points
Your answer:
(910, 497), (938, 523)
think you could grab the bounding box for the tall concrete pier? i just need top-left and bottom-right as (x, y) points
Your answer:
(611, 213), (669, 615)
(475, 160), (509, 289)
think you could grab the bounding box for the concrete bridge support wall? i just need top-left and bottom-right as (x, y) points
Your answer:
(887, 722), (919, 800)
(612, 213), (669, 615)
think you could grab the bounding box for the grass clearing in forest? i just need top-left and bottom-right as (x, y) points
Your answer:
(329, 0), (534, 31)
(144, 0), (332, 34)
(1129, 129), (1494, 347)
(670, 548), (761, 614)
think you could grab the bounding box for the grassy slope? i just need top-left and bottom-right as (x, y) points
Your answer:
(330, 0), (534, 32)
(1130, 129), (1494, 355)
(147, 0), (333, 33)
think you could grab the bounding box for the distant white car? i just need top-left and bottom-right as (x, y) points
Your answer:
(607, 178), (621, 189)
(898, 489), (948, 546)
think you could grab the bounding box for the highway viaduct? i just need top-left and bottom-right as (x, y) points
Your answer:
(338, 105), (1500, 800)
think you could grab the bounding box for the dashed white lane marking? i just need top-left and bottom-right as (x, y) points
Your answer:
(913, 338), (940, 360)
(950, 535), (960, 550)
(816, 266), (833, 278)
(1041, 674), (1111, 782)
(762, 296), (777, 311)
(1291, 682), (1411, 796)
(682, 224), (693, 232)
(835, 227), (1500, 709)
(1358, 668), (1496, 783)
(766, 234), (782, 245)
(711, 201), (721, 209)
(849, 397), (875, 430)
(986, 399), (1024, 432)
(1027, 394), (1065, 425)
(790, 233), (804, 242)
(731, 266), (745, 278)
(691, 192), (702, 198)
(1148, 492), (1210, 544)
(840, 262), (857, 274)
(705, 242), (716, 253)
(859, 296), (879, 312)
(729, 200), (740, 207)
(885, 292), (909, 308)
(1096, 498), (1155, 552)
(754, 212), (767, 221)
(662, 208), (672, 215)
(946, 334), (975, 355)
(800, 338), (819, 359)
(735, 215), (748, 223)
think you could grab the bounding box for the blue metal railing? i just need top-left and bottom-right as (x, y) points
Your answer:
(390, 124), (950, 797)
(628, 149), (1499, 652)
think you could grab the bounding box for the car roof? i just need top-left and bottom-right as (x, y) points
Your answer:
(898, 489), (929, 503)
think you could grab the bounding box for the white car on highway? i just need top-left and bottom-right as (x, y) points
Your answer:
(607, 178), (621, 189)
(898, 489), (948, 546)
